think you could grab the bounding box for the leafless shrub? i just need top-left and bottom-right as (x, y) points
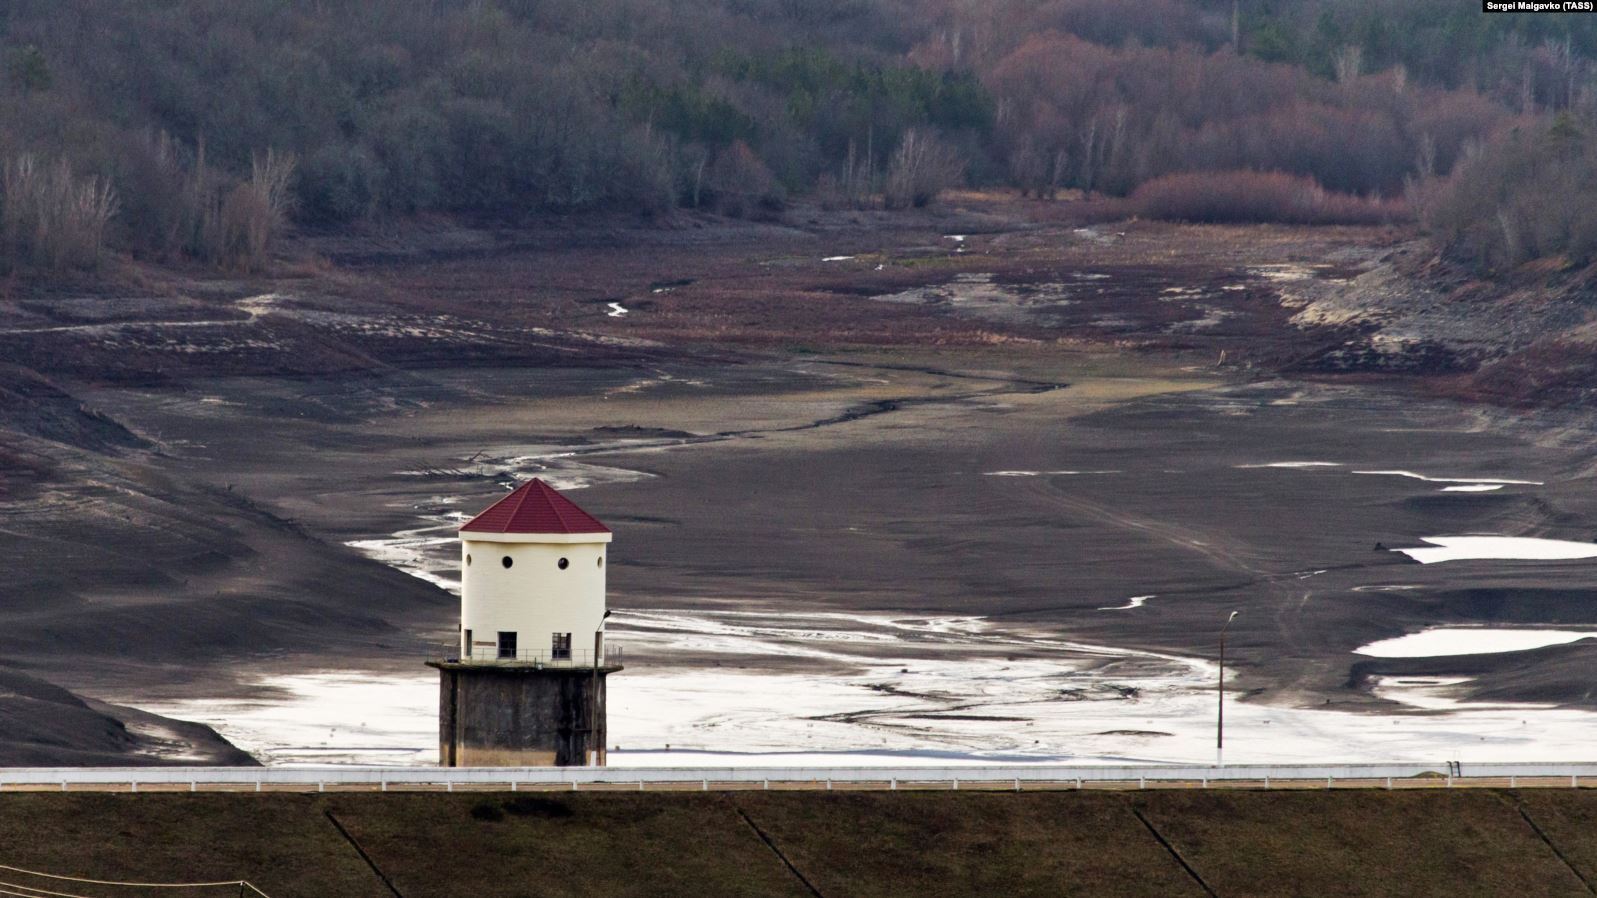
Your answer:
(0, 154), (118, 270)
(1427, 117), (1597, 272)
(884, 128), (964, 209)
(816, 137), (877, 211)
(706, 141), (783, 219)
(222, 149), (296, 271)
(1008, 138), (1068, 199)
(1333, 45), (1363, 85)
(178, 147), (296, 271)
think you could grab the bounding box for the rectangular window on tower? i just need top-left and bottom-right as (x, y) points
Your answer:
(463, 628), (473, 659)
(552, 632), (572, 661)
(497, 631), (517, 660)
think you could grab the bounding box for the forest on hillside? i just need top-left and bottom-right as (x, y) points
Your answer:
(2, 0), (1596, 273)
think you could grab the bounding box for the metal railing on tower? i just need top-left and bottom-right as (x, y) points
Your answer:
(430, 645), (622, 668)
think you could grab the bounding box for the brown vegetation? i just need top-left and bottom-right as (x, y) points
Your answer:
(0, 154), (116, 271)
(0, 0), (1557, 278)
(884, 128), (964, 209)
(1424, 116), (1597, 272)
(95, 134), (296, 272)
(3, 1), (1594, 279)
(1133, 170), (1408, 225)
(980, 32), (1509, 199)
(705, 141), (784, 219)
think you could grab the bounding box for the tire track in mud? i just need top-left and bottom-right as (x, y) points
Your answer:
(803, 358), (1070, 389)
(992, 474), (1330, 687)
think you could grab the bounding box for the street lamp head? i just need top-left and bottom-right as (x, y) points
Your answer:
(1227, 610), (1239, 622)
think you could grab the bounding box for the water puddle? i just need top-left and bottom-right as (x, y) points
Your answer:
(132, 607), (1597, 767)
(236, 293), (282, 320)
(1098, 595), (1153, 611)
(1249, 264), (1323, 282)
(1395, 536), (1597, 564)
(984, 470), (1118, 477)
(606, 302), (629, 317)
(1247, 463), (1539, 494)
(872, 274), (1078, 325)
(1356, 628), (1597, 658)
(136, 673), (439, 765)
(1236, 461), (1341, 469)
(1353, 469), (1543, 486)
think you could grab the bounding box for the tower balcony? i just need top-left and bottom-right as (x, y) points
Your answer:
(427, 644), (624, 671)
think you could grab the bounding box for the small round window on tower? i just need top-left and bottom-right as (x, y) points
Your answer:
(502, 556), (513, 569)
(597, 556), (604, 568)
(466, 554), (472, 565)
(557, 557), (570, 570)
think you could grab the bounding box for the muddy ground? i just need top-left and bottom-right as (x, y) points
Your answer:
(1, 197), (1594, 763)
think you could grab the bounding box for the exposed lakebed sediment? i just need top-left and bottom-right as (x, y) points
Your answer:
(6, 215), (1597, 765)
(83, 357), (1597, 766)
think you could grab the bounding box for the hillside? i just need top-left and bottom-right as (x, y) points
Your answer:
(6, 0), (1593, 275)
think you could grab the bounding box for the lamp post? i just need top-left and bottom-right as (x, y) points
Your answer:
(590, 609), (613, 766)
(1217, 610), (1238, 768)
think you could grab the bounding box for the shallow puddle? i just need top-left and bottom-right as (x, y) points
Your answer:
(135, 609), (1597, 768)
(1356, 628), (1597, 658)
(1396, 536), (1597, 564)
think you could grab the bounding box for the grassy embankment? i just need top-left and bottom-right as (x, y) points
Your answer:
(1, 790), (1596, 896)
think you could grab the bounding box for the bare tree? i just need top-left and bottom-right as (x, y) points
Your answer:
(707, 141), (781, 219)
(884, 128), (964, 209)
(218, 149), (296, 271)
(1334, 45), (1363, 85)
(1008, 138), (1045, 198)
(0, 154), (118, 271)
(1404, 133), (1439, 227)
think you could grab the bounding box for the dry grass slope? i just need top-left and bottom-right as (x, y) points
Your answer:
(0, 794), (387, 897)
(729, 792), (1205, 897)
(1140, 791), (1592, 898)
(1, 790), (1596, 897)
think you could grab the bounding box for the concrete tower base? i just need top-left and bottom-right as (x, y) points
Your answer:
(429, 661), (622, 767)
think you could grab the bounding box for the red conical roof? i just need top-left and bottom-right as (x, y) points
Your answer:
(459, 479), (611, 535)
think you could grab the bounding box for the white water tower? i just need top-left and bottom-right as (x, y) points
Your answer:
(458, 478), (612, 663)
(429, 478), (621, 767)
